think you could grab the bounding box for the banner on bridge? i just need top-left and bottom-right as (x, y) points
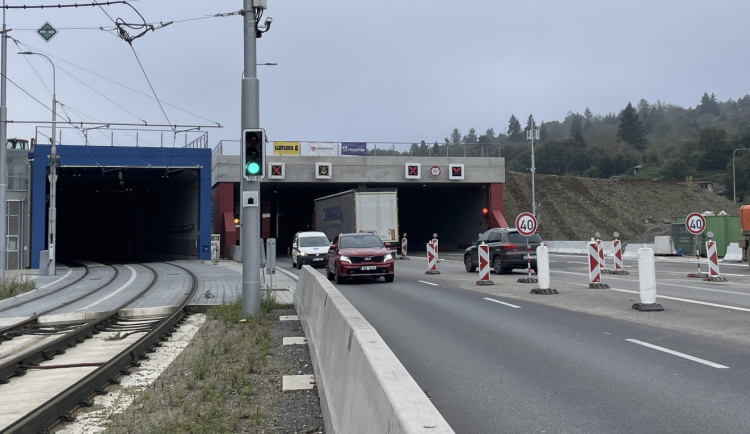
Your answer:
(341, 142), (366, 156)
(273, 141), (301, 155)
(309, 142), (336, 156)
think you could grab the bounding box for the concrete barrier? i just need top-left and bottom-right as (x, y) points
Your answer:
(722, 243), (743, 262)
(228, 245), (242, 262)
(544, 241), (561, 253)
(602, 242), (614, 257)
(558, 241), (588, 254)
(623, 243), (655, 258)
(294, 266), (454, 434)
(653, 236), (676, 255)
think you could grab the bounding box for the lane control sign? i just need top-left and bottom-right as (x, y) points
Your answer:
(515, 212), (537, 236)
(405, 163), (421, 179)
(685, 213), (706, 235)
(448, 164), (464, 180)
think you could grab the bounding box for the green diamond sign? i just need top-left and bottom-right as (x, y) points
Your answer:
(37, 22), (58, 43)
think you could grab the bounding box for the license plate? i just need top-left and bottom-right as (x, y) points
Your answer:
(523, 255), (536, 260)
(313, 258), (324, 261)
(361, 265), (377, 271)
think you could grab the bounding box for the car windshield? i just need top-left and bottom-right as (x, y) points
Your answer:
(507, 232), (543, 243)
(340, 234), (383, 249)
(299, 236), (329, 247)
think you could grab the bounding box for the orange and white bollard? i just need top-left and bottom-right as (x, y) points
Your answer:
(425, 242), (440, 275)
(475, 243), (493, 285)
(589, 241), (609, 288)
(704, 235), (727, 282)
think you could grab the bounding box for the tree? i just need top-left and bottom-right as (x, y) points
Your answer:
(617, 102), (647, 151)
(583, 166), (602, 178)
(637, 99), (652, 134)
(661, 158), (692, 182)
(409, 143), (420, 156)
(485, 128), (496, 142)
(570, 113), (585, 146)
(419, 140), (429, 156)
(583, 108), (593, 130)
(507, 114), (523, 141)
(738, 95), (750, 111)
(463, 128), (478, 144)
(697, 126), (731, 170)
(450, 128), (462, 145)
(697, 92), (720, 117)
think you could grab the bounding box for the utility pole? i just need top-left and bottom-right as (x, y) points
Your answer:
(0, 2), (8, 281)
(527, 116), (539, 216)
(241, 0), (262, 317)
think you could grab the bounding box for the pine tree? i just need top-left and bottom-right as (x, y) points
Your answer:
(485, 128), (496, 142)
(637, 99), (652, 134)
(463, 128), (478, 144)
(697, 92), (720, 117)
(583, 108), (593, 130)
(450, 128), (462, 145)
(507, 115), (523, 141)
(616, 102), (647, 151)
(570, 113), (585, 146)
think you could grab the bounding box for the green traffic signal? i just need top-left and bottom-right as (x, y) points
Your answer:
(246, 161), (261, 175)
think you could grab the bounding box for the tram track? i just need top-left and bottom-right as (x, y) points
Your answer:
(0, 262), (199, 434)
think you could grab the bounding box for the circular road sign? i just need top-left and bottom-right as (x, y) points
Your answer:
(613, 231), (620, 239)
(595, 232), (601, 239)
(685, 213), (706, 235)
(430, 166), (441, 177)
(515, 212), (538, 237)
(433, 233), (438, 238)
(707, 231), (714, 239)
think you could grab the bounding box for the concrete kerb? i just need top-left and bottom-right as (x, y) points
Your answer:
(294, 266), (454, 434)
(722, 243), (743, 262)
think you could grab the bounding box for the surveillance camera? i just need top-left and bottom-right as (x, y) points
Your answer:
(265, 17), (273, 25)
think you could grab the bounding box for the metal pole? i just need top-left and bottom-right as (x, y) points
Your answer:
(0, 4), (8, 281)
(241, 0), (261, 317)
(733, 148), (748, 204)
(530, 116), (537, 216)
(48, 68), (57, 276)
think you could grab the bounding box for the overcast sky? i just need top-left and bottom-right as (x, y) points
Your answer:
(4, 0), (750, 148)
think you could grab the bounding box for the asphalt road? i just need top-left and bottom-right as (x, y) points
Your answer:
(277, 254), (750, 434)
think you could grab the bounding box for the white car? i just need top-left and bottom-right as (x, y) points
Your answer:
(291, 231), (330, 269)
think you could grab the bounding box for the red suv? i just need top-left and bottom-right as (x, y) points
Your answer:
(326, 233), (395, 284)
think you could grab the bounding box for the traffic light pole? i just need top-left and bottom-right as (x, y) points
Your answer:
(241, 0), (261, 317)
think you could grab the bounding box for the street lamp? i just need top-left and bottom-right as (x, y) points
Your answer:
(527, 116), (540, 216)
(19, 51), (58, 275)
(733, 148), (749, 204)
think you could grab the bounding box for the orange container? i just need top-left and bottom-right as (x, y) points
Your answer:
(741, 205), (750, 236)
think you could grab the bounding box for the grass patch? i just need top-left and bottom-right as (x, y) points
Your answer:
(0, 277), (35, 301)
(103, 293), (291, 434)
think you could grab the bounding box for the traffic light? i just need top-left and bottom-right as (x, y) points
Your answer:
(242, 128), (265, 180)
(482, 207), (489, 218)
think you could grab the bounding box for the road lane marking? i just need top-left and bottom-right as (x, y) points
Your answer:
(625, 339), (729, 369)
(418, 280), (439, 286)
(483, 297), (521, 309)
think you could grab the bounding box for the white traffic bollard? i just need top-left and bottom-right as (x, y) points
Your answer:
(425, 242), (440, 275)
(531, 245), (558, 294)
(632, 248), (663, 311)
(475, 243), (494, 285)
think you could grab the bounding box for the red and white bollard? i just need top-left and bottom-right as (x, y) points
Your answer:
(400, 233), (409, 260)
(475, 243), (493, 285)
(431, 233), (440, 262)
(704, 237), (727, 282)
(687, 233), (708, 278)
(610, 237), (630, 275)
(597, 239), (606, 270)
(425, 242), (440, 275)
(588, 241), (609, 288)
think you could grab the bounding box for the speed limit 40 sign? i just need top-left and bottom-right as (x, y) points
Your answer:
(515, 212), (538, 237)
(685, 213), (706, 235)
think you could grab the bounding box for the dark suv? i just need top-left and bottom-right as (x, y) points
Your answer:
(326, 233), (395, 284)
(464, 228), (542, 274)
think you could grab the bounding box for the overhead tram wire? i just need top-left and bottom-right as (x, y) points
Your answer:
(14, 39), (222, 126)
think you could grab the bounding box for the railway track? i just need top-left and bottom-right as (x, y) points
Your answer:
(0, 262), (198, 433)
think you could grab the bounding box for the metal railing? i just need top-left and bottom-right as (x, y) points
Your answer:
(211, 140), (504, 158)
(34, 126), (209, 148)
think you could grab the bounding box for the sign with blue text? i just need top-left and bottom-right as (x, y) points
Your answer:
(341, 142), (366, 156)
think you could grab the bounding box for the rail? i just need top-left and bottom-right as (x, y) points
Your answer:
(34, 126), (209, 148)
(0, 262), (198, 433)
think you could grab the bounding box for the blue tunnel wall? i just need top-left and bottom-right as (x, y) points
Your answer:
(31, 145), (212, 268)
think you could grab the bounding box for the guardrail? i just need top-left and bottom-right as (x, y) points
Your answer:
(294, 266), (454, 434)
(34, 126), (209, 148)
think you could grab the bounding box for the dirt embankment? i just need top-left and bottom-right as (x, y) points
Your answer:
(503, 172), (738, 243)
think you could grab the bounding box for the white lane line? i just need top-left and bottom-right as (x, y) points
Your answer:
(418, 280), (439, 286)
(625, 339), (729, 369)
(483, 297), (521, 309)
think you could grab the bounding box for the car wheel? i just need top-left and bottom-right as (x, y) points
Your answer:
(493, 257), (509, 275)
(384, 275), (394, 283)
(464, 255), (476, 272)
(297, 258), (303, 269)
(326, 262), (333, 280)
(334, 264), (344, 284)
(292, 255), (296, 267)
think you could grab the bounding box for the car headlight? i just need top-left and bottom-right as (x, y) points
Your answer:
(338, 255), (351, 263)
(298, 251), (307, 256)
(384, 253), (393, 261)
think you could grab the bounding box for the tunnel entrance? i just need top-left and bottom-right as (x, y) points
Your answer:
(55, 167), (200, 263)
(260, 182), (490, 255)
